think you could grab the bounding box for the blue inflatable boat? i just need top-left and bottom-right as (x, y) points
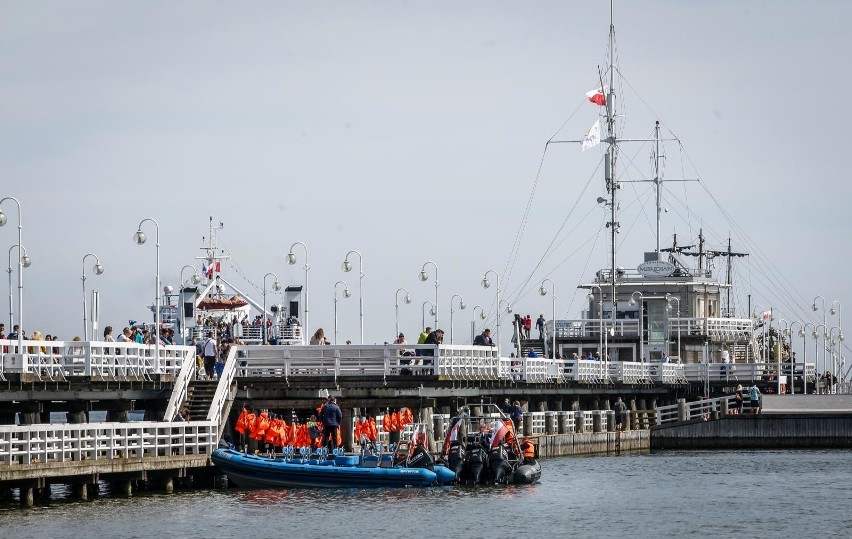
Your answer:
(212, 448), (456, 488)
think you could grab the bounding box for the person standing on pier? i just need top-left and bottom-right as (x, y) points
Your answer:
(202, 331), (218, 380)
(613, 397), (628, 430)
(523, 315), (532, 339)
(536, 314), (545, 340)
(320, 396), (342, 451)
(748, 384), (762, 415)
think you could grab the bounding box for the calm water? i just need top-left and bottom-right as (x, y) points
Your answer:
(2, 449), (851, 538)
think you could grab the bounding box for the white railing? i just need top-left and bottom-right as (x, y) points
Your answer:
(682, 362), (817, 385)
(0, 339), (193, 378)
(0, 420), (217, 466)
(552, 316), (753, 341)
(163, 350), (199, 422)
(207, 347), (238, 427)
(656, 395), (759, 425)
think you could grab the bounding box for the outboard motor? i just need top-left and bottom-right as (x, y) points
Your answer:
(447, 441), (466, 480)
(407, 444), (435, 471)
(465, 434), (488, 485)
(489, 444), (512, 484)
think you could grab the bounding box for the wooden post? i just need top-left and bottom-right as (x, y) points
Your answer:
(677, 398), (688, 422)
(544, 411), (556, 435)
(620, 411), (631, 431)
(575, 411), (585, 433)
(72, 483), (88, 501)
(432, 411), (445, 449)
(163, 477), (174, 493)
(557, 411), (569, 434)
(552, 400), (563, 412)
(422, 407), (435, 453)
(20, 486), (34, 508)
(537, 401), (548, 413)
(592, 411), (602, 433)
(606, 410), (615, 432)
(522, 412), (533, 437)
(341, 408), (354, 452)
(721, 398), (730, 416)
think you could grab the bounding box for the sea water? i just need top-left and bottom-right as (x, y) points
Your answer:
(1, 449), (850, 538)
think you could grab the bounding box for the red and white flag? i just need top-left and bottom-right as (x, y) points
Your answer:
(585, 86), (607, 106)
(581, 119), (601, 152)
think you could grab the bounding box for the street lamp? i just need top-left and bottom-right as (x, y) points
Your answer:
(628, 291), (644, 362)
(6, 244), (30, 335)
(262, 272), (282, 344)
(830, 300), (843, 380)
(286, 242), (310, 338)
(449, 294), (465, 344)
(133, 218), (161, 371)
(0, 196), (24, 351)
(813, 323), (828, 392)
(81, 253), (104, 341)
(482, 270), (501, 354)
(395, 287), (412, 343)
(829, 326), (843, 392)
(178, 264), (200, 343)
(334, 281), (351, 345)
(666, 294), (681, 361)
(419, 261), (439, 328)
(471, 305), (486, 343)
(422, 301), (436, 332)
(812, 296), (828, 379)
(342, 250), (364, 344)
(587, 284), (603, 359)
(782, 320), (803, 395)
(540, 279), (556, 359)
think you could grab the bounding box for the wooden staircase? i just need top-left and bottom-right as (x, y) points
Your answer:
(183, 380), (219, 421)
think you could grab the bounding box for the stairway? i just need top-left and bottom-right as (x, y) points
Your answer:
(183, 380), (219, 421)
(519, 339), (545, 358)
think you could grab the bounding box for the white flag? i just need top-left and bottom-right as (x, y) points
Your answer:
(581, 119), (601, 152)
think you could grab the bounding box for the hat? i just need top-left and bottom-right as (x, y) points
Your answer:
(736, 384), (743, 391)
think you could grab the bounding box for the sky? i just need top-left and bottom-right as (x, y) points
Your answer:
(1, 1), (850, 353)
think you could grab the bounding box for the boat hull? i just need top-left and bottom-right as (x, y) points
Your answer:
(212, 449), (450, 488)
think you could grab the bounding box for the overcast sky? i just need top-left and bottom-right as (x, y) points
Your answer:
(1, 1), (849, 351)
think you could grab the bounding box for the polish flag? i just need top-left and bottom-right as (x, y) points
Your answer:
(585, 87), (607, 106)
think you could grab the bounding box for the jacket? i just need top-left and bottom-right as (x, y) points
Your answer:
(320, 402), (343, 427)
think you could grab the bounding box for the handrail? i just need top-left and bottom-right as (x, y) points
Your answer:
(207, 346), (239, 429)
(163, 348), (198, 421)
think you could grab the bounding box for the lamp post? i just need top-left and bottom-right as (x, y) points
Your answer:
(133, 218), (160, 371)
(178, 264), (200, 343)
(628, 291), (644, 362)
(395, 287), (412, 342)
(539, 279), (556, 359)
(471, 305), (486, 344)
(666, 294), (681, 360)
(830, 300), (843, 381)
(7, 244), (30, 335)
(587, 285), (603, 359)
(334, 281), (351, 345)
(482, 270), (501, 354)
(813, 324), (827, 393)
(782, 320), (803, 395)
(829, 326), (843, 392)
(286, 242), (310, 338)
(796, 323), (810, 394)
(0, 197), (24, 350)
(422, 301), (436, 332)
(262, 272), (282, 344)
(449, 294), (465, 344)
(419, 261), (439, 328)
(812, 296), (828, 379)
(342, 250), (364, 344)
(81, 253), (104, 341)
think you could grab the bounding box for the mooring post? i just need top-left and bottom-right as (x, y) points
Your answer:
(677, 398), (688, 422)
(544, 411), (556, 435)
(575, 411), (585, 433)
(606, 410), (615, 432)
(592, 411), (602, 433)
(522, 412), (533, 437)
(20, 486), (34, 508)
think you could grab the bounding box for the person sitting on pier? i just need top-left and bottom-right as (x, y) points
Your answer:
(473, 329), (494, 346)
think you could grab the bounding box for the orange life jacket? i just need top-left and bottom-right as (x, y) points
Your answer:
(244, 412), (257, 439)
(401, 407), (414, 426)
(521, 438), (537, 459)
(367, 418), (378, 441)
(252, 412), (270, 441)
(235, 408), (249, 434)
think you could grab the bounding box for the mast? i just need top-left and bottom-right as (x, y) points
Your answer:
(605, 6), (619, 326)
(654, 121), (662, 253)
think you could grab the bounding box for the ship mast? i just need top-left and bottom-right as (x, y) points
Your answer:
(604, 4), (619, 326)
